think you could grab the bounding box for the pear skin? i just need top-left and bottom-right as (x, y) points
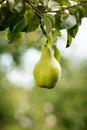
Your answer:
(33, 45), (61, 89)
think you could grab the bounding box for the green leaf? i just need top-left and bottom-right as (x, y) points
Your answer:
(54, 46), (61, 61)
(76, 5), (85, 18)
(9, 14), (24, 31)
(82, 4), (87, 17)
(12, 17), (27, 33)
(7, 30), (22, 44)
(61, 14), (77, 29)
(47, 32), (53, 47)
(43, 14), (53, 32)
(0, 7), (23, 31)
(54, 0), (71, 6)
(66, 31), (72, 48)
(39, 0), (44, 5)
(37, 5), (46, 12)
(52, 30), (62, 44)
(61, 0), (71, 6)
(0, 12), (14, 31)
(7, 0), (26, 13)
(54, 14), (62, 30)
(25, 10), (40, 32)
(68, 25), (78, 38)
(69, 8), (81, 25)
(46, 14), (55, 27)
(39, 0), (49, 6)
(0, 5), (10, 27)
(53, 30), (61, 37)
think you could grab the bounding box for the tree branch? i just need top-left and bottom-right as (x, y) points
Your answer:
(43, 2), (87, 14)
(40, 19), (47, 36)
(25, 0), (43, 18)
(25, 0), (87, 15)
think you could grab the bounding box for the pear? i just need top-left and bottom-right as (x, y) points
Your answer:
(33, 44), (61, 89)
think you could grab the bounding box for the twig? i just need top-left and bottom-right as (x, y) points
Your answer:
(25, 0), (43, 18)
(43, 2), (87, 14)
(40, 19), (47, 36)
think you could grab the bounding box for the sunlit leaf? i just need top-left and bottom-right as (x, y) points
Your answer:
(53, 29), (61, 37)
(53, 0), (71, 6)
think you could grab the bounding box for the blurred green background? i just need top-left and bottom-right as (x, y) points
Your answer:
(0, 25), (87, 130)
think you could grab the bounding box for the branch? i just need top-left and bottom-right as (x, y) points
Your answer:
(25, 0), (87, 15)
(40, 19), (47, 36)
(25, 0), (43, 18)
(25, 0), (47, 37)
(43, 2), (87, 14)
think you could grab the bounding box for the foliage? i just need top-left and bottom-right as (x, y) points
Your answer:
(0, 0), (87, 48)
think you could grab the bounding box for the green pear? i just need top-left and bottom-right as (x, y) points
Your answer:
(33, 44), (61, 89)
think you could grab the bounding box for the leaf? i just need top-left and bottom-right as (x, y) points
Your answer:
(7, 0), (26, 13)
(40, 0), (49, 6)
(68, 25), (78, 38)
(0, 8), (23, 31)
(0, 5), (10, 28)
(54, 0), (71, 6)
(9, 14), (24, 31)
(76, 5), (85, 18)
(66, 31), (72, 48)
(12, 17), (27, 33)
(43, 14), (53, 32)
(0, 12), (15, 31)
(82, 4), (87, 17)
(54, 14), (62, 30)
(61, 14), (77, 29)
(61, 0), (71, 6)
(7, 30), (22, 44)
(25, 10), (40, 32)
(37, 5), (46, 12)
(39, 0), (44, 5)
(54, 46), (61, 61)
(52, 30), (61, 44)
(47, 32), (53, 47)
(46, 14), (55, 27)
(53, 30), (61, 37)
(69, 8), (81, 25)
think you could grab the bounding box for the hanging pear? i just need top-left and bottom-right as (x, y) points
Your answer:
(33, 44), (61, 89)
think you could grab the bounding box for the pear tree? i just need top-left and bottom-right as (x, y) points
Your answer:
(0, 0), (87, 88)
(0, 0), (87, 45)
